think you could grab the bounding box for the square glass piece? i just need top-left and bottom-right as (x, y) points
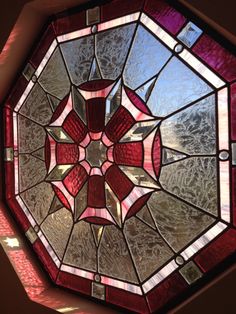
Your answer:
(177, 22), (203, 47)
(179, 261), (203, 284)
(92, 282), (105, 300)
(86, 6), (100, 25)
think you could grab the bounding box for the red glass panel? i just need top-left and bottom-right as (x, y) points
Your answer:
(125, 87), (151, 115)
(105, 107), (135, 143)
(194, 228), (236, 272)
(79, 80), (113, 91)
(86, 98), (105, 132)
(193, 34), (236, 82)
(53, 10), (86, 36)
(52, 185), (70, 210)
(146, 272), (188, 313)
(7, 198), (30, 231)
(153, 130), (161, 177)
(5, 163), (14, 200)
(86, 217), (111, 225)
(7, 75), (28, 108)
(105, 165), (133, 200)
(113, 142), (143, 166)
(45, 136), (51, 171)
(230, 83), (236, 140)
(30, 24), (56, 68)
(63, 165), (87, 197)
(106, 285), (148, 313)
(88, 176), (105, 207)
(144, 0), (186, 35)
(56, 271), (91, 295)
(57, 143), (78, 164)
(4, 107), (13, 147)
(63, 111), (87, 143)
(232, 168), (236, 227)
(126, 193), (151, 218)
(101, 0), (145, 22)
(33, 239), (59, 281)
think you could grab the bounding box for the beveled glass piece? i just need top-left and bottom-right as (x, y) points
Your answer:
(232, 143), (236, 165)
(72, 86), (87, 125)
(32, 147), (45, 161)
(86, 6), (100, 25)
(86, 140), (107, 167)
(136, 205), (156, 229)
(4, 147), (13, 162)
(88, 57), (102, 81)
(19, 83), (53, 125)
(64, 221), (97, 271)
(25, 226), (38, 244)
(98, 225), (139, 283)
(46, 164), (74, 181)
(92, 282), (105, 300)
(49, 195), (64, 214)
(147, 57), (212, 117)
(61, 35), (94, 86)
(162, 147), (187, 165)
(91, 224), (104, 246)
(41, 208), (73, 259)
(47, 94), (60, 112)
(119, 166), (160, 189)
(177, 22), (203, 48)
(179, 261), (203, 284)
(160, 157), (218, 215)
(105, 79), (122, 124)
(219, 150), (229, 161)
(120, 120), (160, 142)
(38, 48), (70, 99)
(22, 62), (35, 81)
(105, 182), (121, 227)
(160, 95), (216, 155)
(20, 182), (54, 224)
(124, 217), (173, 281)
(46, 127), (74, 143)
(96, 23), (136, 80)
(135, 77), (156, 102)
(148, 191), (215, 252)
(123, 25), (172, 90)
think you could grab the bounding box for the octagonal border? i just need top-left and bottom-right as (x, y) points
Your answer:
(3, 0), (236, 313)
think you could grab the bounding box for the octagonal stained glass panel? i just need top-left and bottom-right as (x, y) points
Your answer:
(3, 0), (236, 313)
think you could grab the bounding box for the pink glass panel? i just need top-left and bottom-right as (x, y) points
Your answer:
(4, 107), (13, 147)
(86, 98), (105, 132)
(232, 168), (236, 227)
(153, 130), (161, 177)
(125, 87), (151, 115)
(88, 175), (105, 207)
(193, 34), (236, 82)
(144, 0), (186, 35)
(63, 111), (87, 143)
(52, 185), (70, 209)
(5, 163), (14, 200)
(53, 10), (86, 36)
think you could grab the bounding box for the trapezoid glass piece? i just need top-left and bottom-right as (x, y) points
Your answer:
(123, 24), (172, 90)
(4, 1), (236, 313)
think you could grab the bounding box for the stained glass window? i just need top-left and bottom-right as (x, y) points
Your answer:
(3, 0), (236, 313)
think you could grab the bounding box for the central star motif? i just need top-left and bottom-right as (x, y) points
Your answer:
(45, 80), (161, 226)
(86, 140), (107, 167)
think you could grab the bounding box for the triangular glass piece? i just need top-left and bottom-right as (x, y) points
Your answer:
(137, 205), (156, 230)
(89, 57), (102, 81)
(47, 94), (60, 112)
(105, 79), (122, 124)
(46, 164), (74, 181)
(136, 77), (156, 102)
(75, 182), (87, 221)
(119, 166), (160, 189)
(72, 86), (87, 125)
(32, 147), (45, 161)
(105, 182), (122, 227)
(120, 120), (160, 142)
(91, 224), (104, 247)
(46, 127), (74, 143)
(49, 195), (64, 214)
(162, 147), (187, 165)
